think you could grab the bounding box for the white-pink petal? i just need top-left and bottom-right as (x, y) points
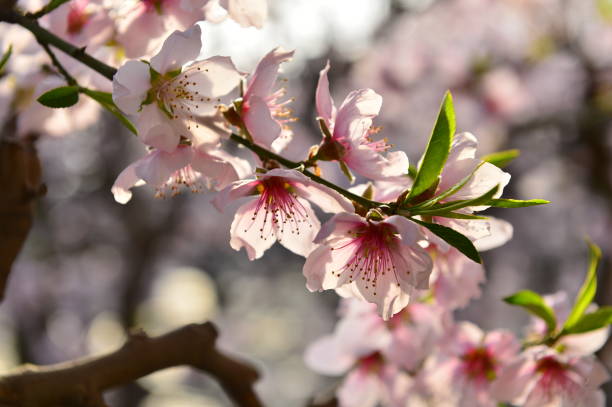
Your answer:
(244, 47), (294, 101)
(150, 24), (203, 74)
(112, 60), (151, 115)
(315, 60), (336, 126)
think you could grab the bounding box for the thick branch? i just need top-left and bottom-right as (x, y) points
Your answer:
(0, 323), (262, 407)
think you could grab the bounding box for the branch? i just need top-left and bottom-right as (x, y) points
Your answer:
(0, 10), (117, 80)
(229, 133), (384, 210)
(0, 322), (263, 407)
(0, 136), (45, 303)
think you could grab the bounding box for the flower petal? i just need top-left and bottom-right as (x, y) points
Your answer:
(181, 56), (243, 100)
(334, 88), (382, 141)
(473, 216), (513, 251)
(112, 60), (151, 115)
(212, 179), (258, 212)
(344, 146), (409, 180)
(111, 161), (145, 204)
(275, 197), (320, 257)
(150, 24), (202, 74)
(133, 146), (193, 187)
(243, 95), (281, 149)
(136, 104), (180, 152)
(316, 60), (336, 126)
(304, 335), (356, 376)
(191, 148), (251, 190)
(244, 47), (294, 100)
(229, 198), (276, 260)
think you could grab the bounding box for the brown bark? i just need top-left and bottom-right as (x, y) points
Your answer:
(0, 322), (262, 407)
(0, 136), (45, 302)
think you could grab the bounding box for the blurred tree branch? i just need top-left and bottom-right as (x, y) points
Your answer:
(0, 135), (45, 302)
(0, 322), (262, 407)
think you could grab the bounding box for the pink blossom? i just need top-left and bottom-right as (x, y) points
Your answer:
(492, 346), (610, 407)
(425, 132), (513, 252)
(241, 48), (295, 153)
(305, 299), (401, 407)
(46, 0), (113, 48)
(213, 168), (353, 260)
(314, 61), (409, 180)
(113, 25), (243, 151)
(303, 213), (432, 319)
(114, 0), (268, 58)
(430, 248), (486, 310)
(111, 144), (249, 204)
(426, 322), (520, 407)
(114, 0), (209, 58)
(383, 303), (447, 372)
(217, 0), (268, 28)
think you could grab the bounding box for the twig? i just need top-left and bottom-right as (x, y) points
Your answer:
(37, 40), (76, 85)
(0, 322), (262, 407)
(229, 133), (385, 210)
(0, 10), (117, 80)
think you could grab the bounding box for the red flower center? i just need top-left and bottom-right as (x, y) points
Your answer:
(461, 346), (497, 381)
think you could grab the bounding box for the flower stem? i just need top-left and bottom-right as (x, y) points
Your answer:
(229, 134), (385, 210)
(0, 10), (117, 80)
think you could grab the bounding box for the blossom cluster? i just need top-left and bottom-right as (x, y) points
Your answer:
(104, 22), (523, 321)
(0, 0), (267, 139)
(306, 289), (610, 407)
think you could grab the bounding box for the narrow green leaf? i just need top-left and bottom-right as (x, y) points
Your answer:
(409, 162), (485, 210)
(412, 185), (499, 215)
(37, 85), (79, 108)
(563, 241), (602, 330)
(80, 88), (137, 135)
(481, 149), (520, 168)
(339, 161), (355, 183)
(408, 164), (417, 179)
(563, 307), (612, 335)
(0, 45), (12, 74)
(504, 290), (557, 333)
(407, 91), (455, 200)
(488, 199), (550, 208)
(432, 212), (488, 220)
(411, 218), (481, 263)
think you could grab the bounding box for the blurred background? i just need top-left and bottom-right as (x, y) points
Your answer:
(3, 0), (612, 405)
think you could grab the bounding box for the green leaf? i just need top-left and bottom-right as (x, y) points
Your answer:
(408, 164), (417, 179)
(563, 307), (612, 335)
(407, 91), (455, 200)
(409, 162), (485, 210)
(432, 212), (488, 220)
(80, 88), (137, 135)
(411, 218), (481, 263)
(488, 199), (550, 208)
(563, 241), (602, 330)
(339, 161), (355, 183)
(481, 149), (520, 168)
(0, 45), (12, 74)
(37, 85), (79, 108)
(504, 290), (557, 333)
(412, 184), (499, 215)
